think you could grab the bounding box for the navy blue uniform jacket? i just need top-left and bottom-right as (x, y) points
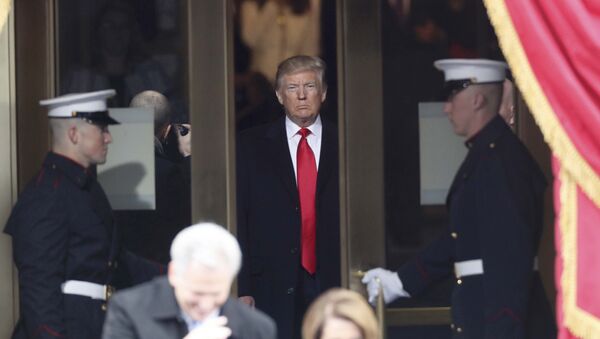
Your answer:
(4, 152), (162, 339)
(397, 116), (555, 338)
(236, 116), (340, 339)
(102, 276), (277, 339)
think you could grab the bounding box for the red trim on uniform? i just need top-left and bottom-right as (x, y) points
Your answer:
(36, 168), (45, 185)
(487, 307), (522, 323)
(53, 175), (62, 189)
(415, 258), (430, 282)
(50, 152), (88, 170)
(32, 324), (63, 337)
(157, 262), (165, 275)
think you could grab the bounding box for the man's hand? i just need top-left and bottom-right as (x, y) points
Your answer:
(361, 267), (410, 305)
(177, 123), (191, 157)
(183, 316), (231, 339)
(238, 295), (255, 308)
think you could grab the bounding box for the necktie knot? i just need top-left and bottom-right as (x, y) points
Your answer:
(299, 128), (311, 139)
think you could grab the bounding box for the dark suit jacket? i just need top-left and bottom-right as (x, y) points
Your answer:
(236, 116), (340, 339)
(102, 276), (277, 339)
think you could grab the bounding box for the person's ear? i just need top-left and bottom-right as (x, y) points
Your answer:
(321, 89), (327, 103)
(167, 262), (177, 286)
(67, 124), (79, 144)
(473, 92), (486, 111)
(275, 90), (284, 105)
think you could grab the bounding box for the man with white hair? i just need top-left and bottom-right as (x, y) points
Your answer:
(102, 222), (277, 339)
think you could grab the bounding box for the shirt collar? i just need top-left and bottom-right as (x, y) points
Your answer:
(181, 309), (220, 331)
(286, 115), (322, 141)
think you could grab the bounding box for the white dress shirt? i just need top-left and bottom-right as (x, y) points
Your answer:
(285, 115), (322, 182)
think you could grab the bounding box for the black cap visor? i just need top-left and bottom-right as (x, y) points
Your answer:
(75, 111), (120, 125)
(442, 79), (473, 100)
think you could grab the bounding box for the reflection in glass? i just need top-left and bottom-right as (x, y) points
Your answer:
(382, 0), (502, 306)
(57, 0), (190, 264)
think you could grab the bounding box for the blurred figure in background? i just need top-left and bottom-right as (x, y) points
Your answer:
(239, 0), (321, 83)
(499, 78), (516, 129)
(115, 90), (191, 264)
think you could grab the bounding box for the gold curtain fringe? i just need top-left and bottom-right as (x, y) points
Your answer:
(483, 0), (600, 209)
(483, 1), (600, 337)
(559, 170), (600, 338)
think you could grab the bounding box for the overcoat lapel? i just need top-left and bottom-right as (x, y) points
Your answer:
(265, 118), (299, 205)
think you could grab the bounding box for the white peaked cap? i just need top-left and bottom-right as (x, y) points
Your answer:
(434, 59), (508, 83)
(40, 89), (116, 118)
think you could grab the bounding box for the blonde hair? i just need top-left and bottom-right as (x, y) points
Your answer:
(302, 288), (379, 339)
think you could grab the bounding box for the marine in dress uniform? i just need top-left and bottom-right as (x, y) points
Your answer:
(363, 60), (556, 338)
(4, 90), (162, 339)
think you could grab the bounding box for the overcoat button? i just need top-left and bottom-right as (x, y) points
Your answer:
(101, 303), (107, 311)
(287, 287), (295, 295)
(451, 232), (458, 239)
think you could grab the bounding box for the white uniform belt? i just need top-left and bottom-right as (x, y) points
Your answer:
(454, 258), (539, 278)
(61, 280), (114, 301)
(454, 259), (484, 278)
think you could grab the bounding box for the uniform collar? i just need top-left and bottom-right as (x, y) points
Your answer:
(464, 115), (508, 151)
(44, 152), (94, 188)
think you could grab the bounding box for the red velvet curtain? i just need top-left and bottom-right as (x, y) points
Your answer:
(485, 1), (600, 338)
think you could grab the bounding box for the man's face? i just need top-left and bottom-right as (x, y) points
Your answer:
(168, 262), (232, 322)
(75, 122), (112, 167)
(443, 87), (477, 138)
(276, 70), (326, 127)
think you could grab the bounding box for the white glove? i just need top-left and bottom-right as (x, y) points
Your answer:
(183, 316), (232, 339)
(361, 267), (410, 305)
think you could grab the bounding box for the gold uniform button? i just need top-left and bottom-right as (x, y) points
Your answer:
(457, 279), (463, 285)
(451, 232), (458, 239)
(101, 303), (107, 311)
(489, 142), (496, 149)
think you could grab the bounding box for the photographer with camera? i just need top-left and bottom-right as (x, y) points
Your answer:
(116, 90), (192, 264)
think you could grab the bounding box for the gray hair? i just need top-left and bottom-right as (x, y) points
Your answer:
(129, 90), (172, 135)
(170, 222), (241, 277)
(275, 55), (327, 92)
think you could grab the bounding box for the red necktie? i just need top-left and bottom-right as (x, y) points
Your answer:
(297, 128), (317, 274)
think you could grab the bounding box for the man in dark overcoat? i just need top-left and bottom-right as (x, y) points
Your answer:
(236, 55), (340, 339)
(363, 59), (556, 338)
(4, 89), (161, 339)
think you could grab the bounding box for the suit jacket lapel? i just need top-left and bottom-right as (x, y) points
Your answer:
(148, 278), (189, 338)
(220, 299), (242, 338)
(265, 118), (299, 204)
